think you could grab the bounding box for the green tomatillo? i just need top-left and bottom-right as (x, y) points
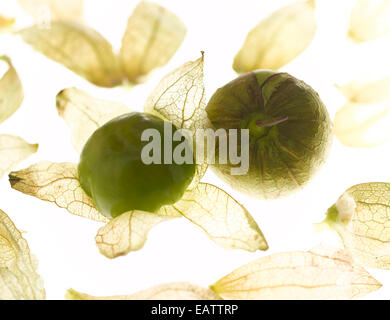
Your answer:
(78, 112), (195, 219)
(206, 70), (333, 199)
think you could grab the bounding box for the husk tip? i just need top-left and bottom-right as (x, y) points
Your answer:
(8, 173), (22, 187)
(31, 143), (39, 153)
(65, 288), (81, 300)
(55, 88), (70, 114)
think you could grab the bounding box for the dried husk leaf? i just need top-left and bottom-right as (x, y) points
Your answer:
(334, 77), (390, 148)
(144, 54), (209, 131)
(336, 77), (390, 104)
(19, 22), (122, 87)
(9, 161), (108, 223)
(120, 1), (186, 83)
(173, 183), (268, 252)
(233, 0), (317, 73)
(334, 100), (390, 148)
(349, 0), (390, 43)
(95, 210), (176, 258)
(211, 245), (381, 300)
(18, 0), (84, 24)
(144, 54), (210, 188)
(94, 199), (184, 258)
(0, 56), (23, 124)
(95, 182), (267, 258)
(0, 135), (38, 178)
(0, 210), (45, 300)
(66, 283), (221, 300)
(56, 87), (130, 153)
(95, 205), (182, 258)
(323, 183), (390, 269)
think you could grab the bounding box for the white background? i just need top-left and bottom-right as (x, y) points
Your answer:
(1, 0), (390, 299)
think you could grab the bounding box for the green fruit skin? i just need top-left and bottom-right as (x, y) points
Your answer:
(206, 70), (333, 199)
(78, 112), (195, 218)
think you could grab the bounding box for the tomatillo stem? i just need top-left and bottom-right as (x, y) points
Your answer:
(256, 116), (289, 127)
